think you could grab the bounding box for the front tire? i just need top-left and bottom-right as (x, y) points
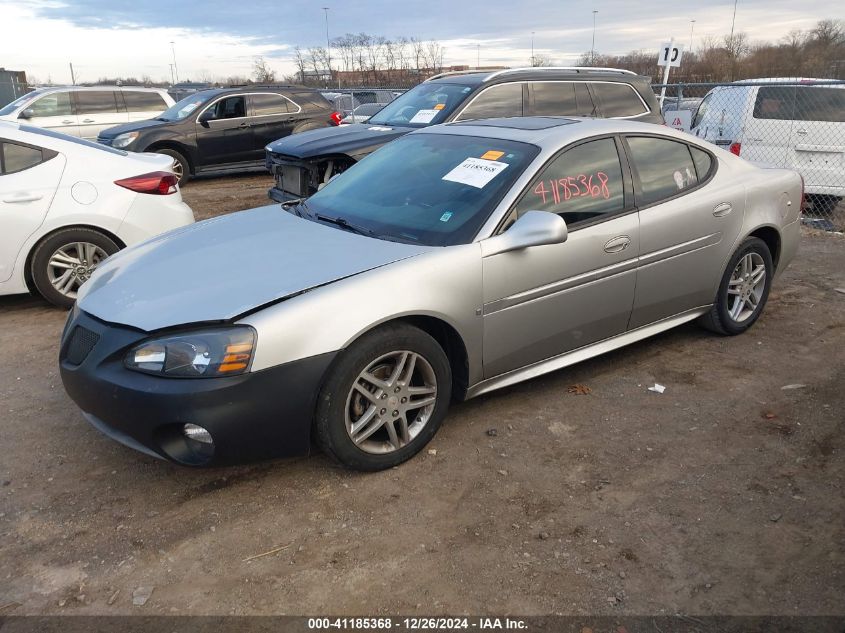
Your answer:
(700, 236), (773, 335)
(314, 323), (452, 471)
(30, 227), (120, 308)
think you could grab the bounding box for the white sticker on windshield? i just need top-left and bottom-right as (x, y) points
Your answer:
(368, 126), (393, 131)
(442, 157), (509, 189)
(409, 109), (439, 124)
(180, 103), (200, 115)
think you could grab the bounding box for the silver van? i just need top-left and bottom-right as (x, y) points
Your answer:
(0, 86), (174, 140)
(690, 79), (845, 201)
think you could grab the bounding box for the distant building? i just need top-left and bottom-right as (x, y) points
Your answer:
(0, 68), (29, 107)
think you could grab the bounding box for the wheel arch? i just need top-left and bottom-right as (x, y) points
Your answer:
(143, 141), (195, 175)
(747, 225), (782, 270)
(24, 224), (126, 293)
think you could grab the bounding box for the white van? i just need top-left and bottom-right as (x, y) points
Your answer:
(0, 86), (174, 141)
(690, 79), (845, 201)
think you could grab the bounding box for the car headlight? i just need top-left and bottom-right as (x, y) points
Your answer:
(125, 327), (256, 378)
(112, 132), (139, 148)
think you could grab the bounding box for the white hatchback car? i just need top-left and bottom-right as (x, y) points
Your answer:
(0, 121), (194, 307)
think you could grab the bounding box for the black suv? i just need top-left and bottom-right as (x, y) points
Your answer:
(266, 67), (663, 201)
(98, 85), (340, 184)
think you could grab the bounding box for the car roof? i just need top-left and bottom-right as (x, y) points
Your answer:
(27, 85), (166, 93)
(416, 116), (701, 148)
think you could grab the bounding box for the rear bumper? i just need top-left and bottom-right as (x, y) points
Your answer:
(59, 309), (337, 466)
(117, 193), (195, 246)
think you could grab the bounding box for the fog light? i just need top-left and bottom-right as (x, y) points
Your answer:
(183, 423), (213, 445)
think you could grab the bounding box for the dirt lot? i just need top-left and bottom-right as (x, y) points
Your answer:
(1, 174), (843, 616)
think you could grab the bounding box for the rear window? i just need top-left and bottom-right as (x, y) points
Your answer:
(627, 136), (699, 205)
(591, 83), (647, 117)
(794, 86), (845, 123)
(122, 91), (168, 112)
(0, 142), (49, 174)
(690, 146), (714, 180)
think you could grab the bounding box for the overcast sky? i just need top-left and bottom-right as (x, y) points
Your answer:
(1, 0), (841, 83)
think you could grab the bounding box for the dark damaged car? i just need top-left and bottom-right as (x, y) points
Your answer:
(266, 67), (664, 201)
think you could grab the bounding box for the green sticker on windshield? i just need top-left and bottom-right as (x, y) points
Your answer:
(440, 211), (453, 222)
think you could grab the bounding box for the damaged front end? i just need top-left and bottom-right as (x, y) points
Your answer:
(267, 152), (356, 202)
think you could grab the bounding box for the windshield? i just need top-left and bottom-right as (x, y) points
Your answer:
(0, 92), (36, 116)
(158, 92), (215, 121)
(302, 133), (538, 246)
(367, 82), (474, 128)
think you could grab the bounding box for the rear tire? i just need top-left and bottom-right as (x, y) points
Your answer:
(30, 227), (120, 309)
(314, 323), (452, 471)
(155, 148), (190, 186)
(699, 237), (773, 335)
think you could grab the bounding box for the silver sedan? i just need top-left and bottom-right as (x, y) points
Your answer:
(60, 117), (802, 470)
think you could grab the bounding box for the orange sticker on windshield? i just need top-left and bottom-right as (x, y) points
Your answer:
(481, 150), (505, 160)
(434, 103), (446, 110)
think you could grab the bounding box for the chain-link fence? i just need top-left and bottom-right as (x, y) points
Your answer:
(655, 80), (845, 231)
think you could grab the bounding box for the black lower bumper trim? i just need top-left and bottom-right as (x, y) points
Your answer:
(60, 310), (337, 466)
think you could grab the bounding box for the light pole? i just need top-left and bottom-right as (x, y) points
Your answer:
(728, 0), (739, 79)
(322, 7), (331, 84)
(531, 31), (535, 66)
(170, 41), (178, 84)
(477, 43), (480, 69)
(689, 19), (696, 54)
(591, 11), (599, 64)
(168, 63), (175, 85)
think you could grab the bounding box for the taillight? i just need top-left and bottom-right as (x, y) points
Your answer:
(115, 171), (178, 195)
(729, 142), (741, 156)
(329, 112), (342, 126)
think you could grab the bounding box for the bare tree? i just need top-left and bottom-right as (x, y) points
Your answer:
(252, 56), (276, 83)
(531, 53), (552, 67)
(292, 47), (307, 83)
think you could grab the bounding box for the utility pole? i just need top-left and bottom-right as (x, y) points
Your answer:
(531, 32), (535, 66)
(170, 41), (179, 83)
(591, 10), (598, 64)
(69, 62), (76, 85)
(689, 19), (696, 54)
(169, 63), (175, 85)
(728, 0), (739, 80)
(477, 43), (480, 69)
(322, 7), (332, 85)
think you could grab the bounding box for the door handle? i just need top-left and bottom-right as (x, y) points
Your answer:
(238, 122), (251, 129)
(3, 193), (43, 203)
(713, 202), (733, 217)
(61, 119), (74, 124)
(603, 235), (631, 253)
(82, 118), (95, 123)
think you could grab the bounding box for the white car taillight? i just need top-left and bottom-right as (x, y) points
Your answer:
(115, 171), (178, 195)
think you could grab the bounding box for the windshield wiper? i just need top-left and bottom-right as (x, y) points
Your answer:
(314, 213), (381, 239)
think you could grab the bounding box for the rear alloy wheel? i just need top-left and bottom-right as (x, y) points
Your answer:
(30, 228), (120, 308)
(700, 237), (773, 335)
(155, 148), (189, 186)
(315, 323), (451, 471)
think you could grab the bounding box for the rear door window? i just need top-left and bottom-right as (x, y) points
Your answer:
(28, 92), (73, 117)
(591, 83), (647, 117)
(123, 91), (168, 112)
(794, 86), (845, 123)
(251, 93), (291, 116)
(514, 137), (626, 227)
(75, 91), (121, 115)
(626, 136), (699, 205)
(458, 83), (524, 120)
(752, 87), (797, 120)
(529, 82), (577, 116)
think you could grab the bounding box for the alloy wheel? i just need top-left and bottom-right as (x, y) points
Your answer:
(46, 242), (109, 299)
(726, 252), (766, 323)
(345, 350), (438, 454)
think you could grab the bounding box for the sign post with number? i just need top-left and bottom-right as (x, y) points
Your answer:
(657, 39), (684, 109)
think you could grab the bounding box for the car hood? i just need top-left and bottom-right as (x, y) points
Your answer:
(78, 205), (431, 331)
(98, 118), (172, 139)
(266, 123), (410, 159)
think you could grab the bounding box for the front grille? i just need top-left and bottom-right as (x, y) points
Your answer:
(64, 326), (100, 365)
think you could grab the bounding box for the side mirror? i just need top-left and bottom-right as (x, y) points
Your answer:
(481, 210), (568, 257)
(197, 110), (213, 125)
(19, 108), (35, 120)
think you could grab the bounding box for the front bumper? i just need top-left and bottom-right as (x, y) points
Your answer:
(59, 309), (336, 466)
(266, 151), (319, 201)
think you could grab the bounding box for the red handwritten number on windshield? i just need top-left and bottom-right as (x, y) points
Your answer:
(534, 172), (610, 204)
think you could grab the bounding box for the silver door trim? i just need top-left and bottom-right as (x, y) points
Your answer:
(468, 305), (709, 398)
(637, 232), (722, 268)
(483, 255), (638, 315)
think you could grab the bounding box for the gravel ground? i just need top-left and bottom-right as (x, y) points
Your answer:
(0, 174), (843, 616)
